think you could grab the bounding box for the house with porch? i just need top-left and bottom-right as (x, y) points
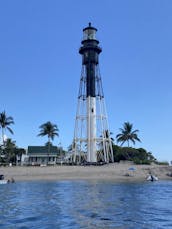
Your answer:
(26, 146), (61, 165)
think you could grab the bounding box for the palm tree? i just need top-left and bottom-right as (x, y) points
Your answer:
(4, 138), (16, 163)
(37, 121), (59, 163)
(116, 122), (141, 147)
(0, 111), (14, 145)
(38, 121), (59, 142)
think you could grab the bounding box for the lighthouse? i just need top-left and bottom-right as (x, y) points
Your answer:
(72, 23), (114, 164)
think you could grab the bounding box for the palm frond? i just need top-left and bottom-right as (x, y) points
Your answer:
(7, 127), (14, 135)
(132, 129), (139, 134)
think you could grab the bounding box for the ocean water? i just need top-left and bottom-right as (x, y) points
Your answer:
(0, 180), (172, 229)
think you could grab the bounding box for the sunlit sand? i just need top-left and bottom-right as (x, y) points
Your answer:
(1, 162), (171, 182)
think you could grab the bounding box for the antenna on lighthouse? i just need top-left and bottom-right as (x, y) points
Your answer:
(72, 23), (114, 164)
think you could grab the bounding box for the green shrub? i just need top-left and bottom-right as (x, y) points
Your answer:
(156, 161), (169, 165)
(112, 144), (157, 164)
(133, 158), (151, 165)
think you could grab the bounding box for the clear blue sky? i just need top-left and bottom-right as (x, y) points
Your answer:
(0, 0), (172, 162)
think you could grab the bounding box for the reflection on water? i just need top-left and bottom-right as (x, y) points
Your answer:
(0, 181), (172, 228)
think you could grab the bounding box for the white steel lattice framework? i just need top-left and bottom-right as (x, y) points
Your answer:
(72, 23), (114, 164)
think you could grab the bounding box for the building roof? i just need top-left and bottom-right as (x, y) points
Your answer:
(27, 146), (60, 156)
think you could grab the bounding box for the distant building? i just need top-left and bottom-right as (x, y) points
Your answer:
(26, 146), (61, 165)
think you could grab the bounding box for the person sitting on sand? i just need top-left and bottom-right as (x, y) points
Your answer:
(11, 177), (15, 183)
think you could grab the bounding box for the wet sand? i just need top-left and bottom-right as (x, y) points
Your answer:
(1, 162), (172, 182)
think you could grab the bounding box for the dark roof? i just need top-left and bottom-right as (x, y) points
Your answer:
(27, 146), (60, 155)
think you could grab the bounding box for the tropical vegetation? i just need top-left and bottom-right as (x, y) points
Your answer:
(38, 121), (59, 143)
(0, 111), (160, 166)
(0, 111), (14, 145)
(37, 121), (59, 162)
(0, 138), (26, 165)
(112, 144), (157, 164)
(112, 122), (157, 164)
(116, 122), (141, 147)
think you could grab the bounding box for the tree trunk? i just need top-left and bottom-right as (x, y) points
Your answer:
(2, 128), (4, 146)
(47, 137), (50, 165)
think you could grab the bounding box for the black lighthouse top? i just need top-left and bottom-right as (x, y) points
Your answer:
(79, 22), (102, 58)
(82, 22), (97, 41)
(79, 23), (102, 97)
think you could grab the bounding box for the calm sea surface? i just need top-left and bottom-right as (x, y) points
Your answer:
(0, 180), (172, 229)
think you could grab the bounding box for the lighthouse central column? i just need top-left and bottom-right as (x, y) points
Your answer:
(86, 61), (97, 162)
(87, 96), (97, 162)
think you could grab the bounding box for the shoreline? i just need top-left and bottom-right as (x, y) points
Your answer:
(1, 163), (172, 182)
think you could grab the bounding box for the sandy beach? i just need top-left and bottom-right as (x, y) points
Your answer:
(1, 162), (172, 182)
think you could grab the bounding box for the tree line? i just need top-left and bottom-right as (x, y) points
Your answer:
(0, 110), (157, 165)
